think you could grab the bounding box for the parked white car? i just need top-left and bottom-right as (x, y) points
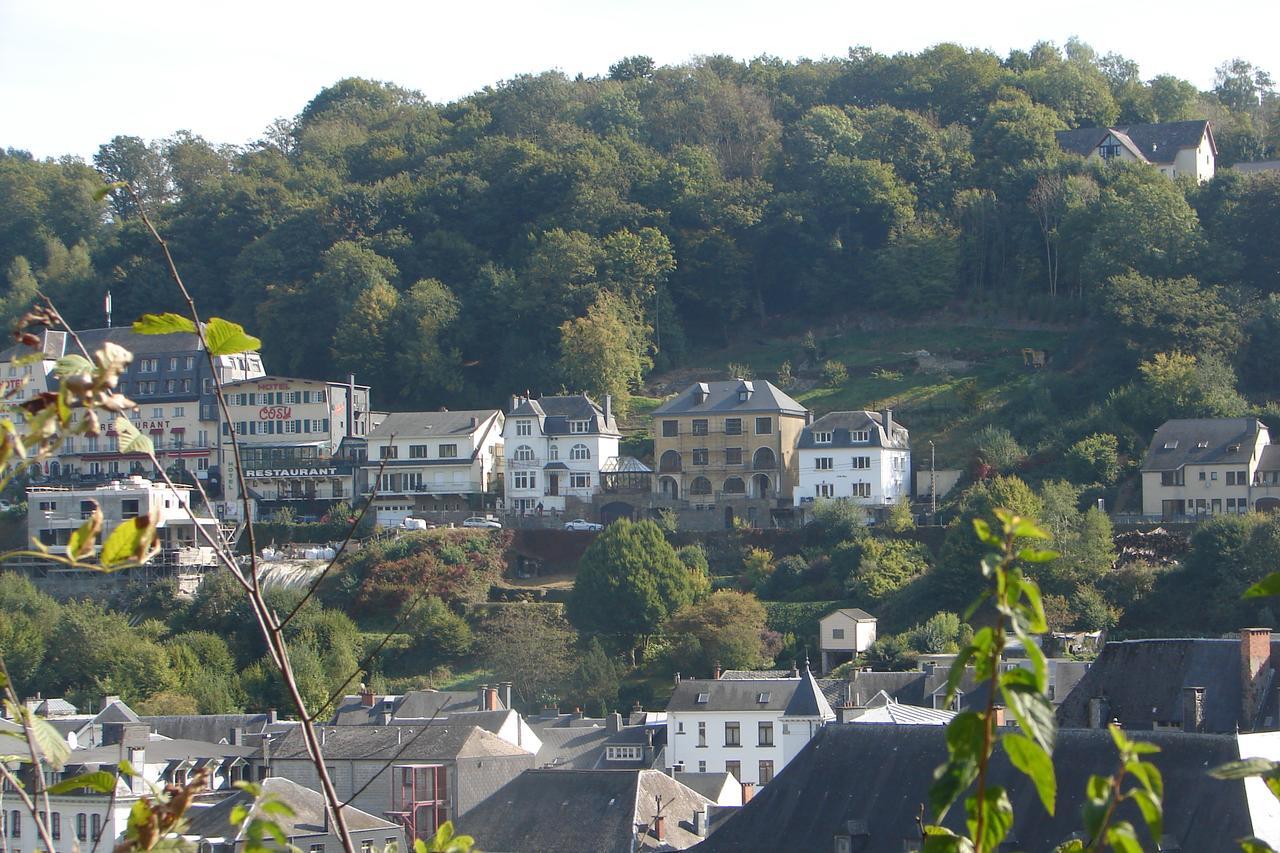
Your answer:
(462, 516), (502, 529)
(563, 518), (603, 531)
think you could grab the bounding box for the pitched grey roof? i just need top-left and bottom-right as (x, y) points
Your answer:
(457, 769), (711, 853)
(695, 725), (1254, 852)
(718, 670), (794, 680)
(271, 724), (527, 761)
(651, 380), (807, 417)
(1257, 444), (1280, 472)
(35, 698), (78, 716)
(667, 678), (802, 713)
(368, 410), (500, 441)
(533, 725), (611, 769)
(1056, 637), (1280, 732)
(672, 771), (737, 803)
(69, 736), (257, 767)
(508, 394), (620, 436)
(784, 669), (836, 719)
(1139, 418), (1265, 472)
(141, 714), (291, 745)
(826, 608), (877, 622)
(838, 668), (990, 712)
(1055, 120), (1214, 163)
(799, 412), (909, 450)
(329, 690), (500, 725)
(183, 777), (398, 840)
(1233, 160), (1280, 174)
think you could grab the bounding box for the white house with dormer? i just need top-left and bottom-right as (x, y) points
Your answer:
(1055, 120), (1217, 183)
(795, 410), (910, 511)
(664, 670), (835, 789)
(363, 409), (505, 525)
(502, 394), (621, 514)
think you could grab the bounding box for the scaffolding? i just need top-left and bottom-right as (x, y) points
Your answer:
(385, 764), (448, 843)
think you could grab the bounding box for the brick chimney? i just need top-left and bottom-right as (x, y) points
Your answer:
(1241, 628), (1272, 729)
(485, 686), (499, 712)
(360, 688), (376, 708)
(653, 815), (665, 842)
(741, 782), (755, 803)
(991, 705), (1006, 727)
(1182, 686), (1206, 733)
(713, 661), (722, 680)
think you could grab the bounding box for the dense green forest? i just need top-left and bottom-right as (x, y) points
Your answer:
(2, 42), (1278, 422)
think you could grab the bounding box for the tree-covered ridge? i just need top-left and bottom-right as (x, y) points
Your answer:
(1, 43), (1277, 413)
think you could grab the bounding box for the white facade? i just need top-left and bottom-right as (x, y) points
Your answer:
(218, 375), (371, 519)
(664, 674), (834, 788)
(818, 609), (878, 673)
(795, 410), (910, 510)
(363, 410), (504, 525)
(27, 477), (221, 563)
(1140, 418), (1271, 518)
(502, 394), (620, 514)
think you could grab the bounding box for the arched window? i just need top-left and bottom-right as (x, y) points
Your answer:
(752, 447), (777, 470)
(514, 445), (534, 462)
(723, 477), (746, 494)
(659, 450), (682, 472)
(571, 444), (591, 460)
(690, 476), (712, 496)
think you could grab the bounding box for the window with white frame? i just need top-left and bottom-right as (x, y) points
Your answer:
(439, 444), (458, 458)
(570, 419), (592, 433)
(512, 471), (536, 490)
(514, 445), (534, 462)
(817, 483), (834, 498)
(853, 482), (871, 497)
(851, 456), (870, 469)
(815, 457), (833, 470)
(570, 473), (591, 489)
(605, 745), (644, 761)
(570, 444), (590, 460)
(850, 430), (870, 442)
(814, 431), (833, 444)
(516, 420), (532, 436)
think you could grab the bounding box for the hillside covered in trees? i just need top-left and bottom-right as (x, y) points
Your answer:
(2, 41), (1278, 439)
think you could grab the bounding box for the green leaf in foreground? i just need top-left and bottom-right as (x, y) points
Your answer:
(100, 515), (157, 569)
(114, 416), (154, 455)
(132, 313), (196, 335)
(1245, 572), (1280, 598)
(205, 317), (261, 357)
(1003, 731), (1056, 815)
(48, 770), (116, 794)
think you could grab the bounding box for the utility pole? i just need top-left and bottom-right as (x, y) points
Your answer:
(929, 440), (937, 524)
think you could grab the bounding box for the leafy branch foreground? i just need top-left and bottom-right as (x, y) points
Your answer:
(0, 185), (475, 853)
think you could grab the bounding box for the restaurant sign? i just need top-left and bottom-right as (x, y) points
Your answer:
(245, 467), (341, 479)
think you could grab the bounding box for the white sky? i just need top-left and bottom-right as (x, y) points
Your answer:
(2, 0), (1277, 161)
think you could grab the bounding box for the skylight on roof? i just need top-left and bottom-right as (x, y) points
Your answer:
(757, 692), (771, 703)
(1163, 441), (1179, 450)
(696, 692), (710, 704)
(1196, 440), (1209, 448)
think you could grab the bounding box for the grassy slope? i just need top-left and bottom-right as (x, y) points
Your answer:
(638, 321), (1073, 466)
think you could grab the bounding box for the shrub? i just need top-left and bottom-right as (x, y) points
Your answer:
(1065, 433), (1121, 485)
(821, 359), (848, 386)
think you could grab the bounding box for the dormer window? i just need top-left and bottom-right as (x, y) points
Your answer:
(850, 430), (869, 443)
(1229, 444), (1241, 453)
(570, 420), (591, 434)
(814, 431), (833, 444)
(1196, 441), (1209, 449)
(757, 692), (770, 703)
(696, 692), (710, 704)
(1163, 441), (1178, 450)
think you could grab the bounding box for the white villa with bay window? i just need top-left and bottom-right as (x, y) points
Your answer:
(795, 410), (910, 512)
(363, 410), (504, 525)
(502, 394), (620, 514)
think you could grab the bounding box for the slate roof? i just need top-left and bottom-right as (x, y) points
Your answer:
(508, 394), (621, 436)
(35, 698), (78, 716)
(270, 724), (527, 762)
(1233, 160), (1280, 174)
(1256, 444), (1280, 473)
(329, 690), (499, 725)
(694, 725), (1256, 852)
(0, 327), (213, 363)
(533, 726), (611, 769)
(837, 668), (991, 712)
(718, 670), (794, 680)
(1140, 418), (1266, 472)
(1055, 120), (1214, 164)
(458, 769), (712, 853)
(848, 700), (956, 725)
(672, 771), (738, 804)
(651, 380), (807, 417)
(68, 736), (257, 767)
(184, 777), (399, 841)
(141, 713), (293, 745)
(798, 412), (909, 451)
(785, 669), (836, 719)
(1056, 637), (1280, 732)
(824, 608), (877, 622)
(368, 410), (500, 441)
(668, 679), (801, 713)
